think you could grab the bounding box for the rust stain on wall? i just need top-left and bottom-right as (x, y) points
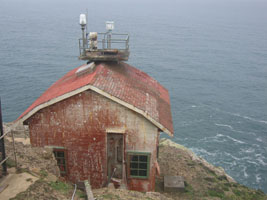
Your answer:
(27, 89), (158, 191)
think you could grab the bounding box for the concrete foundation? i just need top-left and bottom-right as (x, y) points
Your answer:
(164, 176), (185, 192)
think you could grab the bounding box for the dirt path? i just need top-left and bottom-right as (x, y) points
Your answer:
(0, 171), (38, 200)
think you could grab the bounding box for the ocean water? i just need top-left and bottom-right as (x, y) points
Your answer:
(0, 0), (267, 193)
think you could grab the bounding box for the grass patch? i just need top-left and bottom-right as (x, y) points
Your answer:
(249, 192), (266, 200)
(49, 181), (71, 195)
(231, 183), (238, 187)
(231, 188), (266, 200)
(187, 160), (195, 167)
(218, 175), (228, 181)
(40, 169), (48, 178)
(224, 182), (231, 187)
(204, 177), (216, 182)
(76, 190), (87, 199)
(232, 188), (242, 196)
(102, 193), (120, 199)
(222, 185), (230, 191)
(6, 159), (16, 168)
(206, 188), (225, 198)
(184, 182), (195, 195)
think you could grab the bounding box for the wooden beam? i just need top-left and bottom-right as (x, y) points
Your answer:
(84, 179), (94, 200)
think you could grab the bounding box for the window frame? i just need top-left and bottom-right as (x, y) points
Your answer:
(53, 149), (68, 176)
(127, 151), (151, 179)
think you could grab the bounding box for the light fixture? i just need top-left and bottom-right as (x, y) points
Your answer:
(80, 14), (87, 26)
(79, 14), (87, 56)
(106, 21), (114, 32)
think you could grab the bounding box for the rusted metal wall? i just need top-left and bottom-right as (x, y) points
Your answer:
(27, 90), (158, 191)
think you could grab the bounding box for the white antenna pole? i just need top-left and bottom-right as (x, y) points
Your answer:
(86, 8), (88, 34)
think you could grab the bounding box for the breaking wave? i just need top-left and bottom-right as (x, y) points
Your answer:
(204, 105), (267, 125)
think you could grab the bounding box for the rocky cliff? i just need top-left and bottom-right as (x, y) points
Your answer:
(1, 123), (266, 200)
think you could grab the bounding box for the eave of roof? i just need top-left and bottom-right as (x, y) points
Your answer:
(17, 62), (174, 136)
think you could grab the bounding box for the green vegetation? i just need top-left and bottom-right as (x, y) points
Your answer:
(184, 182), (195, 197)
(6, 158), (16, 168)
(76, 190), (87, 198)
(206, 188), (225, 198)
(232, 188), (242, 196)
(102, 193), (121, 199)
(39, 169), (48, 178)
(49, 180), (71, 195)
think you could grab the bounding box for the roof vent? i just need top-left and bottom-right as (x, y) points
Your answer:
(76, 62), (95, 76)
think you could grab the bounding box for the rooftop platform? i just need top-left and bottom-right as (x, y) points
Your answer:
(79, 32), (130, 62)
(79, 49), (129, 61)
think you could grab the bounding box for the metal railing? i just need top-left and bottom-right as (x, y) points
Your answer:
(0, 98), (17, 176)
(0, 98), (7, 175)
(79, 32), (129, 56)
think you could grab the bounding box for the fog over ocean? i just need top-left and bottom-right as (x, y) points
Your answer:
(0, 0), (266, 193)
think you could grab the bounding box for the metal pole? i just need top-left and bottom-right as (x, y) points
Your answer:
(82, 26), (86, 56)
(107, 32), (111, 49)
(0, 98), (7, 175)
(11, 130), (17, 168)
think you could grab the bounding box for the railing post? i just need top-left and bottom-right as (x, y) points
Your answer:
(107, 32), (112, 49)
(0, 98), (7, 175)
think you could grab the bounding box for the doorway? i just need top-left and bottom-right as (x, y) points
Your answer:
(107, 133), (124, 179)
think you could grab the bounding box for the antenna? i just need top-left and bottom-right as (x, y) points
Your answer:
(86, 8), (88, 35)
(106, 21), (114, 49)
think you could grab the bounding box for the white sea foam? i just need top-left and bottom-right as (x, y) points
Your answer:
(242, 166), (249, 178)
(215, 123), (234, 130)
(256, 137), (263, 142)
(215, 124), (256, 136)
(201, 133), (245, 144)
(215, 123), (255, 136)
(240, 147), (255, 154)
(256, 174), (261, 183)
(247, 160), (259, 166)
(224, 152), (241, 161)
(199, 134), (226, 143)
(204, 105), (267, 124)
(241, 156), (253, 161)
(252, 143), (260, 148)
(241, 115), (267, 124)
(256, 157), (267, 166)
(225, 135), (246, 144)
(191, 147), (217, 157)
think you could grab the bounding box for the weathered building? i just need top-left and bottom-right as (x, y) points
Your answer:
(17, 61), (173, 191)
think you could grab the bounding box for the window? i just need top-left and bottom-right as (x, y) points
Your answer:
(53, 149), (67, 176)
(127, 152), (150, 179)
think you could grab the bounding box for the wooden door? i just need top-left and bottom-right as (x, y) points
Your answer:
(107, 133), (124, 179)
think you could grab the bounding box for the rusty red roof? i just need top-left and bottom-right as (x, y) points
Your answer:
(17, 62), (173, 136)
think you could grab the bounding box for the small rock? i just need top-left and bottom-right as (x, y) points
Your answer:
(30, 167), (41, 175)
(45, 173), (58, 182)
(42, 149), (53, 159)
